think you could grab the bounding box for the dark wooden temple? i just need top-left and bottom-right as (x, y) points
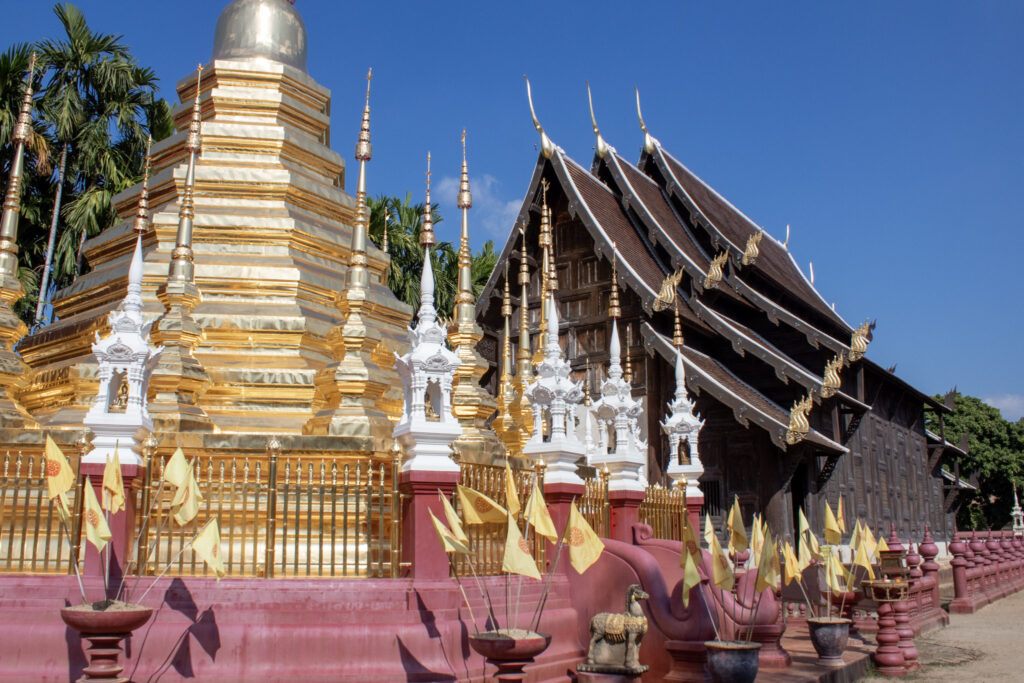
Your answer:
(475, 124), (968, 542)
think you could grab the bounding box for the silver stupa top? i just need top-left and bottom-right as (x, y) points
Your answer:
(212, 0), (308, 72)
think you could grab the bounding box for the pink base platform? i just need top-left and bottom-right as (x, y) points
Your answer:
(0, 575), (585, 682)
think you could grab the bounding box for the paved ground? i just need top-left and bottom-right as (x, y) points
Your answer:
(860, 589), (1024, 681)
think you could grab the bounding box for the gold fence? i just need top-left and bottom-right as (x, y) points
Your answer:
(638, 484), (688, 542)
(0, 451), (80, 575)
(455, 461), (546, 576)
(580, 475), (610, 538)
(136, 448), (402, 578)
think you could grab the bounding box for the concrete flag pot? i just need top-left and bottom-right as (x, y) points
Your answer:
(60, 602), (153, 682)
(705, 640), (761, 683)
(807, 617), (851, 666)
(468, 629), (551, 682)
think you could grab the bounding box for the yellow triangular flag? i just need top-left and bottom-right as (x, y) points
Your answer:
(783, 541), (801, 586)
(680, 513), (701, 565)
(853, 541), (875, 581)
(797, 534), (812, 571)
(755, 531), (778, 593)
(525, 481), (558, 542)
(504, 462), (521, 517)
(102, 451), (125, 514)
(171, 461), (204, 526)
(44, 435), (75, 500)
(191, 519), (226, 579)
(566, 501), (604, 574)
(837, 494), (847, 533)
(438, 491), (469, 544)
(849, 519), (863, 552)
(682, 549), (701, 608)
(877, 534), (889, 554)
(727, 497), (748, 553)
(429, 509), (471, 554)
(825, 552), (845, 595)
(824, 502), (842, 545)
(710, 533), (734, 591)
(863, 525), (878, 559)
(703, 514), (715, 549)
(798, 507), (810, 536)
(457, 485), (507, 525)
(163, 447), (189, 489)
(502, 512), (541, 579)
(82, 480), (111, 553)
(749, 518), (765, 569)
(806, 527), (821, 559)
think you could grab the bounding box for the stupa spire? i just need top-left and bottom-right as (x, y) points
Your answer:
(420, 152), (435, 247)
(150, 63), (213, 431)
(454, 130), (472, 318)
(348, 68), (372, 291)
(516, 225), (532, 379)
(0, 52), (38, 426)
(418, 154), (436, 322)
(133, 136), (153, 234)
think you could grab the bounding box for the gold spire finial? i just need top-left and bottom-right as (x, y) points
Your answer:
(524, 76), (554, 159)
(586, 81), (609, 159)
(517, 223), (532, 375)
(165, 63), (204, 288)
(609, 241), (621, 320)
(381, 211), (389, 253)
(454, 132), (474, 318)
(186, 64), (203, 154)
(133, 135), (153, 234)
(501, 259), (513, 377)
(583, 362), (592, 406)
(420, 152), (434, 247)
(673, 301), (684, 349)
(635, 86), (657, 155)
(347, 67), (373, 290)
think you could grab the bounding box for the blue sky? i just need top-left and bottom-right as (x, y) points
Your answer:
(3, 1), (1022, 418)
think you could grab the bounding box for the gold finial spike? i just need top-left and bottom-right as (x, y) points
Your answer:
(673, 301), (684, 349)
(635, 86), (657, 155)
(420, 152), (434, 247)
(517, 223), (532, 374)
(586, 81), (609, 159)
(502, 259), (513, 319)
(524, 76), (554, 159)
(501, 260), (513, 380)
(133, 135), (153, 234)
(609, 241), (621, 320)
(583, 362), (592, 406)
(186, 64), (203, 154)
(166, 64), (203, 285)
(454, 131), (474, 316)
(381, 211), (389, 252)
(0, 51), (37, 288)
(355, 67), (373, 161)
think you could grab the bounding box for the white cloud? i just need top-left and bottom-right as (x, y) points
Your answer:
(436, 173), (522, 244)
(983, 393), (1024, 422)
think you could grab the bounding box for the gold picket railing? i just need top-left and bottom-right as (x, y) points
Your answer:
(455, 461), (546, 576)
(136, 446), (402, 579)
(638, 483), (688, 542)
(580, 474), (610, 538)
(0, 451), (82, 575)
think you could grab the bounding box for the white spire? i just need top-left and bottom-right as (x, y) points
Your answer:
(608, 319), (622, 380)
(419, 247), (436, 325)
(124, 233), (145, 318)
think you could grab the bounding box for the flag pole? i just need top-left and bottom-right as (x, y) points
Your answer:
(135, 519), (213, 604)
(529, 495), (575, 633)
(447, 554), (479, 634)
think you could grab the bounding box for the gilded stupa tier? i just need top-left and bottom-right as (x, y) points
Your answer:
(17, 47), (410, 436)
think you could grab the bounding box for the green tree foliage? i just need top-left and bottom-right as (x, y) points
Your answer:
(1, 4), (173, 326)
(367, 194), (498, 322)
(927, 392), (1024, 530)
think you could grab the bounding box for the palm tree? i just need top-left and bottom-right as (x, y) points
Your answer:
(33, 3), (169, 325)
(368, 194), (500, 322)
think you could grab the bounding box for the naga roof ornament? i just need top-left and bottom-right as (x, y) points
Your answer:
(703, 251), (728, 290)
(653, 268), (684, 312)
(741, 230), (763, 266)
(785, 393), (814, 445)
(849, 320), (873, 361)
(524, 76), (555, 159)
(820, 354), (846, 399)
(586, 81), (611, 159)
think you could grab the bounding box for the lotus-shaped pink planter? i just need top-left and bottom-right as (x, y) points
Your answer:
(61, 603), (153, 682)
(468, 629), (551, 682)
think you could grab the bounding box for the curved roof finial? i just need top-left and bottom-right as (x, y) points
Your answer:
(586, 81), (610, 159)
(635, 86), (658, 155)
(524, 76), (554, 159)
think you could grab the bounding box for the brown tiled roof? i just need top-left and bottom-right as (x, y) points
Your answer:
(641, 322), (846, 454)
(556, 153), (706, 330)
(655, 148), (852, 334)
